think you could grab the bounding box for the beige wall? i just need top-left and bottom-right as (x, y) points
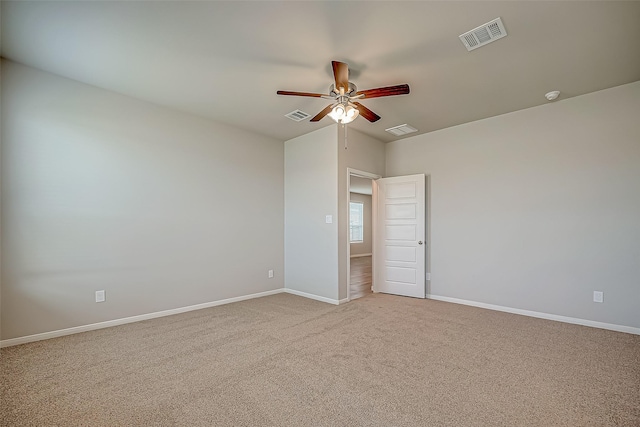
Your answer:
(284, 126), (339, 301)
(386, 82), (640, 329)
(349, 192), (372, 256)
(1, 60), (285, 340)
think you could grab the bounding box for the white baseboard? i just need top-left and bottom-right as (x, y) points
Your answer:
(350, 253), (372, 258)
(0, 288), (352, 348)
(283, 288), (342, 305)
(427, 294), (640, 336)
(16, 289), (629, 348)
(0, 288), (285, 348)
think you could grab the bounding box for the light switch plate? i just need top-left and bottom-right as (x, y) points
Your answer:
(593, 291), (603, 303)
(325, 215), (333, 224)
(95, 290), (106, 303)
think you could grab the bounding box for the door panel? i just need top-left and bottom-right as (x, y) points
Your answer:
(386, 225), (416, 240)
(386, 266), (416, 283)
(374, 174), (426, 298)
(386, 246), (416, 262)
(386, 182), (417, 198)
(385, 204), (416, 219)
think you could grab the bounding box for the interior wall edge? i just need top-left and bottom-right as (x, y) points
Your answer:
(283, 288), (342, 306)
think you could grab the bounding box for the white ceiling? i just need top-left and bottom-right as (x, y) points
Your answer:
(2, 1), (639, 143)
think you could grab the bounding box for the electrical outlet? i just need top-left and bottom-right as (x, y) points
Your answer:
(325, 215), (333, 224)
(593, 291), (603, 303)
(426, 273), (431, 280)
(268, 269), (274, 279)
(95, 290), (106, 303)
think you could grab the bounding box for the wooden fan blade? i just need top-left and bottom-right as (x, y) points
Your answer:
(353, 102), (381, 122)
(356, 84), (410, 99)
(310, 104), (334, 122)
(332, 61), (349, 92)
(277, 90), (326, 98)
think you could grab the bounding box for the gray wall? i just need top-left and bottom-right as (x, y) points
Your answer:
(1, 60), (284, 340)
(386, 82), (640, 329)
(349, 192), (372, 256)
(284, 126), (339, 301)
(285, 126), (384, 302)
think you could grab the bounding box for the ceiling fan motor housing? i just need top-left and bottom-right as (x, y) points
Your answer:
(330, 82), (358, 98)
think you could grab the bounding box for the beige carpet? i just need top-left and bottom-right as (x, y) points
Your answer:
(1, 293), (639, 426)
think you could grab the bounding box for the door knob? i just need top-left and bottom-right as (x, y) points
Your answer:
(418, 241), (423, 245)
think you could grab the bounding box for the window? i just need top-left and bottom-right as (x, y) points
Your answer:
(350, 202), (364, 243)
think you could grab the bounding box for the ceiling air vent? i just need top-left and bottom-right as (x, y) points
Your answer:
(385, 124), (418, 137)
(285, 109), (311, 122)
(459, 17), (507, 51)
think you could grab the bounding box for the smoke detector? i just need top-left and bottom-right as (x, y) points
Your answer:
(285, 109), (311, 122)
(459, 17), (507, 51)
(545, 91), (560, 101)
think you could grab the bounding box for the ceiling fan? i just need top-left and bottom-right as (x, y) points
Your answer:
(277, 61), (410, 124)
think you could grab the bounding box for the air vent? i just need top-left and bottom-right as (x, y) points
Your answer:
(385, 124), (418, 137)
(285, 109), (311, 122)
(459, 17), (507, 51)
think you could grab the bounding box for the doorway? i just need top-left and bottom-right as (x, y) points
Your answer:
(346, 171), (428, 302)
(347, 169), (381, 301)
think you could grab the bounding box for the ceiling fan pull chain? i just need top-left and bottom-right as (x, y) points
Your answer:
(344, 123), (348, 150)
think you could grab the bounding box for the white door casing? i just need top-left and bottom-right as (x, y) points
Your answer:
(373, 174), (426, 298)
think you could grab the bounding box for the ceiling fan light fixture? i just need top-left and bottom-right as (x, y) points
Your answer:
(329, 104), (359, 124)
(328, 105), (344, 122)
(344, 105), (359, 123)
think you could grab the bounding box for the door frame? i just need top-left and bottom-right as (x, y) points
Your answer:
(346, 168), (381, 302)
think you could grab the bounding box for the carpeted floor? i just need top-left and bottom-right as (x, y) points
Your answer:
(1, 293), (639, 426)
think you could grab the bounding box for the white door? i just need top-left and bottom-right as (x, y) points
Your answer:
(373, 174), (426, 298)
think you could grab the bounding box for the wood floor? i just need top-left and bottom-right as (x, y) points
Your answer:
(349, 255), (372, 300)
